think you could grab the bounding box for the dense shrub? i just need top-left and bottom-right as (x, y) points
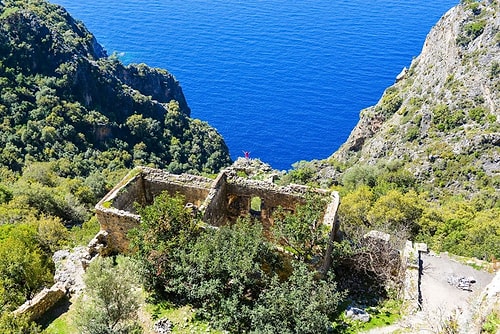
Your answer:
(131, 192), (346, 333)
(73, 256), (143, 334)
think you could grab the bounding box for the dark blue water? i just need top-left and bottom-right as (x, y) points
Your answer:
(53, 0), (457, 170)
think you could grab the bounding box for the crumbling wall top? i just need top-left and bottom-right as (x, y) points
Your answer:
(141, 166), (213, 190)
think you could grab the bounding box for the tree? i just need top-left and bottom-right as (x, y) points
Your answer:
(341, 165), (379, 190)
(272, 192), (330, 262)
(167, 218), (278, 331)
(130, 192), (202, 291)
(250, 262), (346, 334)
(74, 256), (142, 334)
(125, 114), (160, 139)
(367, 189), (423, 236)
(0, 223), (53, 311)
(338, 185), (374, 228)
(36, 215), (70, 253)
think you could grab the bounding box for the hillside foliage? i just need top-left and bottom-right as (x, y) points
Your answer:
(0, 0), (230, 176)
(285, 158), (500, 261)
(0, 0), (230, 327)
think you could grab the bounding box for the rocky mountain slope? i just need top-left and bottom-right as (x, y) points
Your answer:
(332, 0), (499, 196)
(0, 0), (231, 175)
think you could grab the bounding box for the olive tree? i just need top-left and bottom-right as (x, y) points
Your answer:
(73, 256), (142, 334)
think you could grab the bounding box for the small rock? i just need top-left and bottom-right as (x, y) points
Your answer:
(153, 318), (173, 334)
(345, 306), (370, 322)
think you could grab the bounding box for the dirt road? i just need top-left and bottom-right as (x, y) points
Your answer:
(363, 252), (496, 334)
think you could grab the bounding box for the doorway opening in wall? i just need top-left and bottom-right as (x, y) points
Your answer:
(250, 196), (262, 217)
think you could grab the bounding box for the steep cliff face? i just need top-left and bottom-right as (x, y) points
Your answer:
(333, 0), (499, 195)
(0, 0), (230, 174)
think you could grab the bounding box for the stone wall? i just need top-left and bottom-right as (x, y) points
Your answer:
(13, 244), (99, 321)
(141, 167), (212, 207)
(95, 167), (214, 254)
(95, 208), (140, 255)
(13, 283), (66, 321)
(202, 171), (229, 226)
(95, 166), (341, 263)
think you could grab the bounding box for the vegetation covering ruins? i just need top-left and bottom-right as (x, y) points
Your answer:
(0, 0), (498, 333)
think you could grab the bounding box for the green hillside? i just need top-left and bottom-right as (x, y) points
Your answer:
(0, 0), (231, 176)
(285, 0), (499, 261)
(0, 0), (230, 325)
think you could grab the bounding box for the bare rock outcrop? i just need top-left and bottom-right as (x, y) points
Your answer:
(332, 1), (499, 195)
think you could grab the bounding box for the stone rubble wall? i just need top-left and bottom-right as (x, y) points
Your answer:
(111, 173), (146, 213)
(95, 166), (340, 265)
(13, 283), (67, 321)
(13, 243), (101, 321)
(202, 171), (229, 226)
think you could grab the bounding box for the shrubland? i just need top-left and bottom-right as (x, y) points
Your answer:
(0, 0), (231, 330)
(0, 0), (498, 332)
(287, 158), (499, 262)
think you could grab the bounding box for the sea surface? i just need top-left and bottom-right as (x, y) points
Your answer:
(53, 0), (457, 170)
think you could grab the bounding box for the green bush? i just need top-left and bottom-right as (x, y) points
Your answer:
(405, 125), (420, 141)
(469, 106), (486, 124)
(73, 256), (142, 334)
(0, 183), (12, 204)
(432, 104), (466, 131)
(131, 192), (346, 332)
(0, 223), (53, 311)
(0, 313), (41, 334)
(464, 20), (486, 39)
(272, 192), (330, 261)
(250, 262), (345, 334)
(376, 87), (403, 117)
(482, 310), (500, 334)
(490, 62), (500, 79)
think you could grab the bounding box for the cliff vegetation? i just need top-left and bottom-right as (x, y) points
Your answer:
(285, 0), (499, 262)
(0, 0), (231, 327)
(0, 0), (230, 176)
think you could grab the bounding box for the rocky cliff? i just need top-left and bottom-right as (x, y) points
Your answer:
(0, 0), (230, 174)
(332, 0), (499, 196)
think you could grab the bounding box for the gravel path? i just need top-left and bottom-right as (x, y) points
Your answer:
(363, 252), (496, 334)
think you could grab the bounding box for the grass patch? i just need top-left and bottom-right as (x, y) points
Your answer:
(101, 200), (113, 208)
(482, 310), (500, 334)
(448, 253), (493, 271)
(146, 301), (223, 334)
(41, 307), (77, 334)
(333, 299), (402, 333)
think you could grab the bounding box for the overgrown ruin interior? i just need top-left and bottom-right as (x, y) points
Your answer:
(95, 165), (340, 258)
(18, 164), (449, 323)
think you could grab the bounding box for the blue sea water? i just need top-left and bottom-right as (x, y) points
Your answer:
(53, 0), (457, 170)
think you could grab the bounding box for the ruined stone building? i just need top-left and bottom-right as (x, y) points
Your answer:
(94, 164), (341, 266)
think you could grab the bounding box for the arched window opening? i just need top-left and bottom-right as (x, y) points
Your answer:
(250, 196), (262, 216)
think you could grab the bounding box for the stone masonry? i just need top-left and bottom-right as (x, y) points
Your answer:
(95, 165), (341, 270)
